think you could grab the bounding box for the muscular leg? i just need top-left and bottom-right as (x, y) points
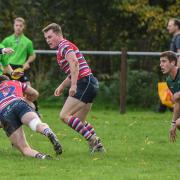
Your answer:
(73, 103), (92, 121)
(21, 111), (62, 155)
(60, 97), (105, 152)
(21, 111), (47, 132)
(60, 97), (103, 149)
(73, 103), (96, 136)
(59, 97), (94, 139)
(9, 127), (39, 157)
(60, 96), (86, 123)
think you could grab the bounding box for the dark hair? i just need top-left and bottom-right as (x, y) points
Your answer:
(0, 75), (10, 84)
(160, 51), (177, 65)
(42, 23), (62, 34)
(169, 18), (180, 29)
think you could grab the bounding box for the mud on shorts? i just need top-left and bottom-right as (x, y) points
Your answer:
(73, 74), (99, 103)
(0, 100), (35, 137)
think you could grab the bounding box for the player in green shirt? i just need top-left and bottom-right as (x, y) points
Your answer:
(1, 17), (38, 111)
(1, 17), (36, 83)
(160, 51), (180, 142)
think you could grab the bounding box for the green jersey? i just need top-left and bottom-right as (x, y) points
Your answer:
(0, 44), (9, 75)
(167, 68), (180, 94)
(1, 34), (35, 65)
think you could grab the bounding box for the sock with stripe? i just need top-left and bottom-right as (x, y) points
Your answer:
(84, 121), (96, 136)
(67, 116), (93, 141)
(43, 128), (53, 136)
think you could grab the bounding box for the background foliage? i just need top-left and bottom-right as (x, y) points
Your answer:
(0, 0), (179, 108)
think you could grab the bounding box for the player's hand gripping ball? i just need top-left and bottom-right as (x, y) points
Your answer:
(11, 68), (24, 80)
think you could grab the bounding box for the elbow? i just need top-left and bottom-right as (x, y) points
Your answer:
(30, 90), (39, 102)
(34, 90), (39, 100)
(31, 54), (36, 61)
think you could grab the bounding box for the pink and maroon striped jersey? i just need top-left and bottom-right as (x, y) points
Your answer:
(56, 39), (92, 80)
(0, 80), (27, 110)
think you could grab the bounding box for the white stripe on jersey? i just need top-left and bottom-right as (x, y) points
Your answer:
(60, 44), (70, 55)
(79, 65), (89, 70)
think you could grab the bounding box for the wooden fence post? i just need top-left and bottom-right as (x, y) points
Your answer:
(120, 48), (127, 114)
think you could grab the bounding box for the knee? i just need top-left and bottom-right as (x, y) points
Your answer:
(59, 112), (68, 123)
(20, 146), (31, 156)
(37, 122), (48, 130)
(28, 118), (42, 131)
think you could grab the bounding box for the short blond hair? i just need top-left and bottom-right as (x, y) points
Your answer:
(42, 23), (62, 34)
(14, 17), (25, 24)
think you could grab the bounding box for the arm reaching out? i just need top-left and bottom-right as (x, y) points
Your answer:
(0, 48), (14, 54)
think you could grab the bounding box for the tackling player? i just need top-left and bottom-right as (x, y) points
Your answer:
(0, 75), (62, 159)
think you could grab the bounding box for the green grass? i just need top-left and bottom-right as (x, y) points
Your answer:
(0, 107), (180, 180)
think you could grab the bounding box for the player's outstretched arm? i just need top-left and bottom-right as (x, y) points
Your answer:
(24, 86), (39, 102)
(0, 48), (14, 54)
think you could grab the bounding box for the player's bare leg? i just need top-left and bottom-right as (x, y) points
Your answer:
(60, 97), (105, 153)
(21, 112), (62, 155)
(73, 103), (92, 121)
(9, 127), (51, 159)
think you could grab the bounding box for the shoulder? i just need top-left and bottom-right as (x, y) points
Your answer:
(58, 39), (70, 52)
(59, 39), (70, 47)
(2, 34), (14, 41)
(175, 34), (180, 41)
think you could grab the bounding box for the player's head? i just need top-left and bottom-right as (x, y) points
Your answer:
(14, 17), (25, 35)
(167, 18), (180, 34)
(0, 75), (10, 84)
(42, 23), (63, 49)
(160, 51), (177, 74)
(42, 23), (62, 35)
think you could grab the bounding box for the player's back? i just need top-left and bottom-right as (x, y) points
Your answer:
(0, 80), (27, 110)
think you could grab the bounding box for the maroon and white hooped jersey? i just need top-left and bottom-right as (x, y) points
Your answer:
(0, 80), (27, 110)
(56, 39), (92, 80)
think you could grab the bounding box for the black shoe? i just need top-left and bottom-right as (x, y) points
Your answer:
(48, 133), (63, 155)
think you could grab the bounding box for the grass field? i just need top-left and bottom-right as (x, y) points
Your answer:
(0, 106), (180, 180)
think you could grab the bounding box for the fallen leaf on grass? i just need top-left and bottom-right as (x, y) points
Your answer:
(73, 137), (82, 142)
(40, 166), (47, 169)
(93, 158), (100, 161)
(128, 121), (137, 127)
